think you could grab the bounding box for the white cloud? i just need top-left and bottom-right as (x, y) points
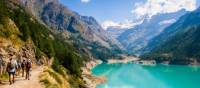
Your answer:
(101, 20), (143, 30)
(81, 0), (90, 3)
(101, 20), (120, 29)
(132, 0), (197, 19)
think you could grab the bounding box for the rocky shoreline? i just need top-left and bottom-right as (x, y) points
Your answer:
(134, 59), (200, 66)
(81, 60), (106, 88)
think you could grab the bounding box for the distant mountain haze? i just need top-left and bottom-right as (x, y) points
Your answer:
(107, 9), (187, 55)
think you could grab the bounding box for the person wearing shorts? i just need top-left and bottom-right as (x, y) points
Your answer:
(6, 54), (18, 85)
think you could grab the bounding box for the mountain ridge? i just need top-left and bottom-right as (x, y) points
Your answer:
(18, 0), (125, 60)
(141, 7), (200, 65)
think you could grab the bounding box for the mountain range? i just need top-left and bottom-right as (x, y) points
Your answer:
(141, 7), (200, 65)
(107, 9), (187, 55)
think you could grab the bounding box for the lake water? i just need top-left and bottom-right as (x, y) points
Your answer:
(92, 63), (200, 88)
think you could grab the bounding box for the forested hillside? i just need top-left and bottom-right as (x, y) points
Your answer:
(0, 0), (87, 87)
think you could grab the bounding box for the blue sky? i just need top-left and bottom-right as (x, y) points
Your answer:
(59, 0), (200, 29)
(59, 0), (145, 23)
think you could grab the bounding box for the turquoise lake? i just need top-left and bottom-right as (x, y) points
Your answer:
(92, 63), (200, 88)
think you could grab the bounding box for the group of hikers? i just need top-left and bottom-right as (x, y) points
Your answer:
(0, 49), (32, 85)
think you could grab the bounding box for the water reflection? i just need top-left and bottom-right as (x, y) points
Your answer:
(92, 63), (200, 88)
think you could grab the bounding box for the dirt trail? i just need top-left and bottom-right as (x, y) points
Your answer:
(0, 66), (44, 88)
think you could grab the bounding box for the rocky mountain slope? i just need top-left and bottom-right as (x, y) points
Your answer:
(141, 7), (200, 65)
(18, 0), (124, 60)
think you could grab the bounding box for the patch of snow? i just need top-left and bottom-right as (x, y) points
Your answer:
(159, 19), (176, 25)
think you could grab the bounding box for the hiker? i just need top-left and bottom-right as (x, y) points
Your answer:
(0, 54), (4, 83)
(16, 59), (21, 76)
(0, 48), (6, 84)
(21, 59), (26, 77)
(25, 59), (32, 80)
(0, 57), (6, 84)
(6, 54), (18, 85)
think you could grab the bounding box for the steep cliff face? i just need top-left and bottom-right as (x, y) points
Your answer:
(17, 0), (124, 60)
(19, 0), (122, 49)
(80, 16), (123, 48)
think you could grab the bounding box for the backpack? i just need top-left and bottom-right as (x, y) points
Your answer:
(7, 61), (15, 71)
(26, 61), (32, 68)
(21, 61), (26, 68)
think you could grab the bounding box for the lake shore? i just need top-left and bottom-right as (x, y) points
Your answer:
(134, 60), (156, 65)
(82, 56), (142, 88)
(81, 60), (106, 88)
(81, 56), (153, 88)
(91, 62), (200, 88)
(82, 57), (200, 88)
(107, 56), (156, 65)
(107, 56), (140, 64)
